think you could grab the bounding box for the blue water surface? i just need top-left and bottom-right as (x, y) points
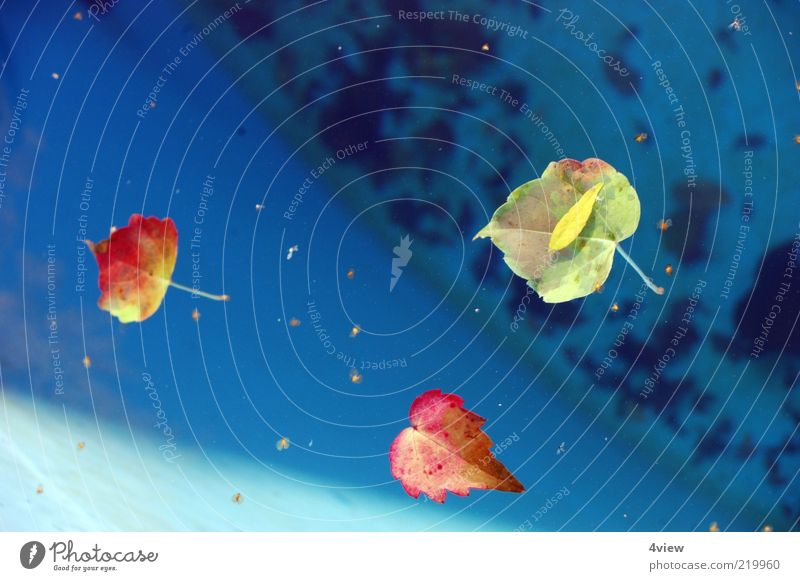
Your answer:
(0, 0), (798, 531)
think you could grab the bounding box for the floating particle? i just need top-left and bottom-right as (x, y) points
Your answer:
(308, 439), (313, 447)
(594, 283), (604, 293)
(556, 442), (566, 455)
(634, 132), (648, 143)
(338, 46), (342, 51)
(82, 355), (91, 368)
(255, 203), (264, 211)
(657, 218), (673, 232)
(729, 17), (742, 31)
(664, 264), (673, 276)
(346, 267), (355, 280)
(232, 492), (243, 504)
(611, 303), (619, 312)
(73, 11), (83, 20)
(481, 43), (490, 52)
(109, 226), (117, 234)
(796, 80), (800, 92)
(794, 135), (800, 145)
(286, 245), (299, 260)
(623, 513), (628, 519)
(149, 100), (156, 109)
(78, 441), (86, 450)
(709, 521), (719, 532)
(51, 72), (60, 79)
(474, 308), (480, 313)
(36, 486), (44, 495)
(349, 325), (360, 338)
(289, 317), (301, 327)
(192, 308), (201, 321)
(276, 437), (290, 451)
(349, 369), (363, 384)
(762, 524), (773, 532)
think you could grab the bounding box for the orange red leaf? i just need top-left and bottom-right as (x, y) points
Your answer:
(87, 214), (177, 323)
(390, 390), (524, 503)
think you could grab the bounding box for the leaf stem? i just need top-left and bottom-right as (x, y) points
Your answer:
(169, 280), (230, 301)
(614, 245), (664, 295)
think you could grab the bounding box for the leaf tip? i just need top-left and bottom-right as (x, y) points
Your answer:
(548, 237), (567, 252)
(502, 477), (526, 494)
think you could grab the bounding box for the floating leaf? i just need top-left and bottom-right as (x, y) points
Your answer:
(549, 182), (604, 251)
(87, 214), (228, 323)
(390, 389), (524, 503)
(474, 158), (663, 303)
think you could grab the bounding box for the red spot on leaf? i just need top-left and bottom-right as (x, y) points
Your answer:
(87, 215), (177, 323)
(389, 389), (525, 503)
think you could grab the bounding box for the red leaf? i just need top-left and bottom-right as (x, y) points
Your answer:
(390, 390), (525, 503)
(87, 215), (178, 323)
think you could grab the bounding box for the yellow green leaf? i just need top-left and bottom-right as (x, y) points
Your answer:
(548, 182), (604, 251)
(474, 158), (663, 303)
